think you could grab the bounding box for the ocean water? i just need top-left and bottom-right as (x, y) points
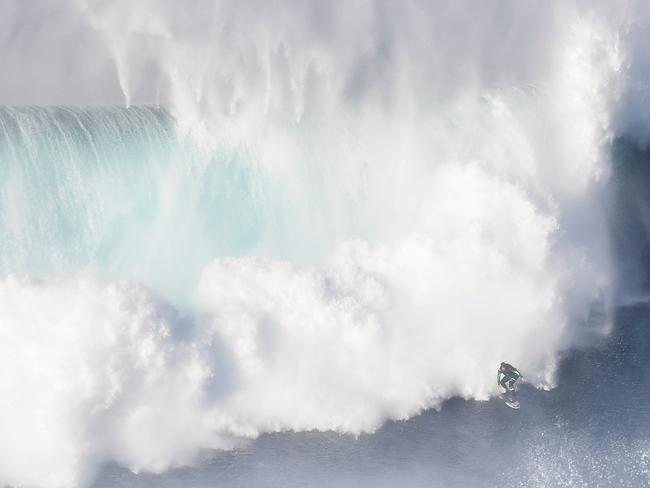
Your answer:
(2, 2), (650, 487)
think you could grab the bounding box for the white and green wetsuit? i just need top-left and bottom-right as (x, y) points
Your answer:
(497, 363), (520, 392)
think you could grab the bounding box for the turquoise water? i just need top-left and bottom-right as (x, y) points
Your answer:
(0, 106), (359, 304)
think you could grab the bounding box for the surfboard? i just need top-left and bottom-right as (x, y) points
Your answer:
(500, 389), (520, 409)
(503, 397), (520, 409)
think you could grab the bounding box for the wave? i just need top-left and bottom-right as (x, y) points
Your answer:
(2, 1), (650, 487)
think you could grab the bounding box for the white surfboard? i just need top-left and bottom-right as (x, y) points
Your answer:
(503, 397), (520, 409)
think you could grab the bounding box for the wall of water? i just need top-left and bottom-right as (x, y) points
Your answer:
(0, 106), (369, 304)
(1, 1), (650, 487)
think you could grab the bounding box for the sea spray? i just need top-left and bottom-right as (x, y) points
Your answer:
(2, 1), (648, 487)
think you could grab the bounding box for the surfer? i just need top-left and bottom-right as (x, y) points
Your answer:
(497, 362), (520, 393)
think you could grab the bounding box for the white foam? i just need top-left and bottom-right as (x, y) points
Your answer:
(0, 168), (590, 485)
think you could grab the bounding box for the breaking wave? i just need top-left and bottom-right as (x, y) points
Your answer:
(2, 1), (650, 486)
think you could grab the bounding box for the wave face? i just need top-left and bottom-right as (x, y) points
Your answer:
(0, 105), (280, 304)
(1, 1), (649, 487)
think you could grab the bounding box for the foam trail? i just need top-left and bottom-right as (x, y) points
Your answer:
(2, 1), (650, 487)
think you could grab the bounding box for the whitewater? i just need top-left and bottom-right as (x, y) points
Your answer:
(1, 1), (650, 487)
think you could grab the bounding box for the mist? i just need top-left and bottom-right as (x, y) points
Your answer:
(2, 1), (650, 487)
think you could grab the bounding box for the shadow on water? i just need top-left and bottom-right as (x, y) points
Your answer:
(94, 303), (650, 488)
(610, 138), (650, 297)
